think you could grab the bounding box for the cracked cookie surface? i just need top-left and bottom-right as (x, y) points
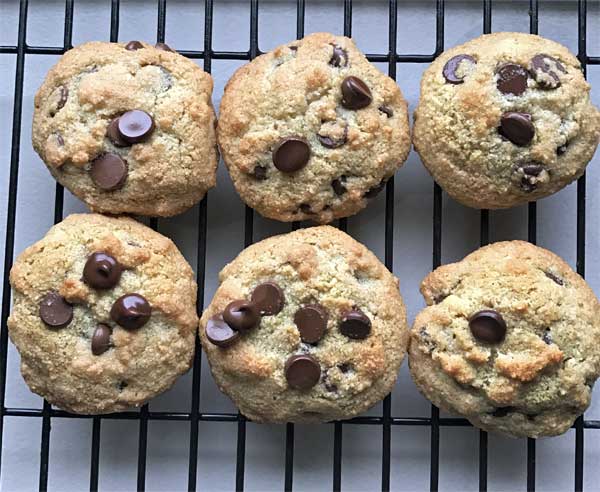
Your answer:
(409, 241), (600, 438)
(200, 226), (408, 423)
(8, 214), (198, 414)
(32, 41), (217, 217)
(413, 32), (600, 209)
(217, 32), (410, 223)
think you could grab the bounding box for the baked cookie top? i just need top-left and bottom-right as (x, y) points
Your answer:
(413, 32), (600, 209)
(8, 213), (198, 414)
(200, 226), (408, 423)
(32, 41), (217, 217)
(409, 241), (600, 438)
(217, 32), (410, 223)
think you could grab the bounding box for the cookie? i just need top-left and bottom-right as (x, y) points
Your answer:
(413, 32), (600, 209)
(199, 226), (408, 422)
(8, 213), (198, 414)
(217, 32), (410, 223)
(409, 241), (600, 438)
(32, 41), (217, 217)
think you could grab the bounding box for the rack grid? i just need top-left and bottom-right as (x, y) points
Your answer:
(0, 1), (598, 491)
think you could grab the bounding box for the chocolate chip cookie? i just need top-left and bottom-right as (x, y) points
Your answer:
(199, 226), (408, 422)
(32, 41), (217, 217)
(413, 32), (600, 209)
(409, 241), (600, 438)
(8, 214), (198, 414)
(217, 32), (410, 223)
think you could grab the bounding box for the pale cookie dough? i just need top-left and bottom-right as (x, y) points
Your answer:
(413, 32), (600, 209)
(409, 241), (600, 438)
(32, 41), (217, 217)
(200, 226), (408, 422)
(218, 32), (410, 223)
(8, 213), (198, 414)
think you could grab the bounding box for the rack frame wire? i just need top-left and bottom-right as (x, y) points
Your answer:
(0, 1), (598, 491)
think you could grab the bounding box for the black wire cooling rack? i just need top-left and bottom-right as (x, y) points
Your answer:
(0, 1), (599, 491)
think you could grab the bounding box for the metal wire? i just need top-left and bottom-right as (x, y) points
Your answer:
(0, 1), (597, 491)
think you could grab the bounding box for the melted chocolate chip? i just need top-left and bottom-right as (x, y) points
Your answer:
(341, 76), (372, 110)
(339, 309), (371, 339)
(57, 86), (68, 110)
(223, 300), (260, 332)
(39, 291), (73, 328)
(442, 54), (476, 84)
(545, 271), (564, 286)
(91, 324), (112, 355)
(530, 54), (566, 89)
(317, 126), (348, 149)
(499, 112), (535, 146)
(378, 105), (393, 118)
(155, 42), (174, 52)
(110, 293), (151, 330)
(272, 137), (311, 173)
(285, 354), (321, 390)
(125, 41), (144, 51)
(252, 165), (267, 180)
(205, 314), (240, 347)
(106, 117), (129, 147)
(251, 282), (285, 315)
(496, 63), (529, 95)
(332, 176), (347, 196)
(469, 310), (507, 344)
(117, 110), (155, 144)
(329, 44), (349, 67)
(364, 179), (386, 198)
(83, 252), (122, 289)
(90, 153), (128, 191)
(294, 304), (328, 344)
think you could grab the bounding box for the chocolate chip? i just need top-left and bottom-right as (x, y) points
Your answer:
(338, 362), (352, 373)
(252, 165), (267, 180)
(110, 293), (151, 330)
(91, 324), (112, 355)
(57, 86), (68, 110)
(499, 112), (534, 146)
(106, 117), (129, 147)
(329, 44), (348, 67)
(83, 252), (122, 289)
(491, 406), (515, 417)
(442, 54), (476, 84)
(273, 137), (310, 173)
(125, 40), (144, 51)
(332, 176), (347, 196)
(378, 105), (393, 118)
(117, 110), (155, 144)
(364, 179), (386, 198)
(530, 54), (566, 89)
(289, 45), (298, 52)
(339, 308), (371, 339)
(341, 76), (372, 110)
(545, 271), (564, 285)
(496, 63), (529, 95)
(285, 354), (321, 390)
(205, 314), (240, 347)
(522, 163), (543, 177)
(542, 328), (553, 345)
(294, 304), (328, 344)
(39, 291), (73, 328)
(155, 42), (174, 52)
(469, 310), (506, 344)
(251, 282), (285, 315)
(90, 153), (128, 191)
(118, 381), (128, 390)
(317, 126), (348, 149)
(223, 300), (259, 332)
(325, 381), (338, 393)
